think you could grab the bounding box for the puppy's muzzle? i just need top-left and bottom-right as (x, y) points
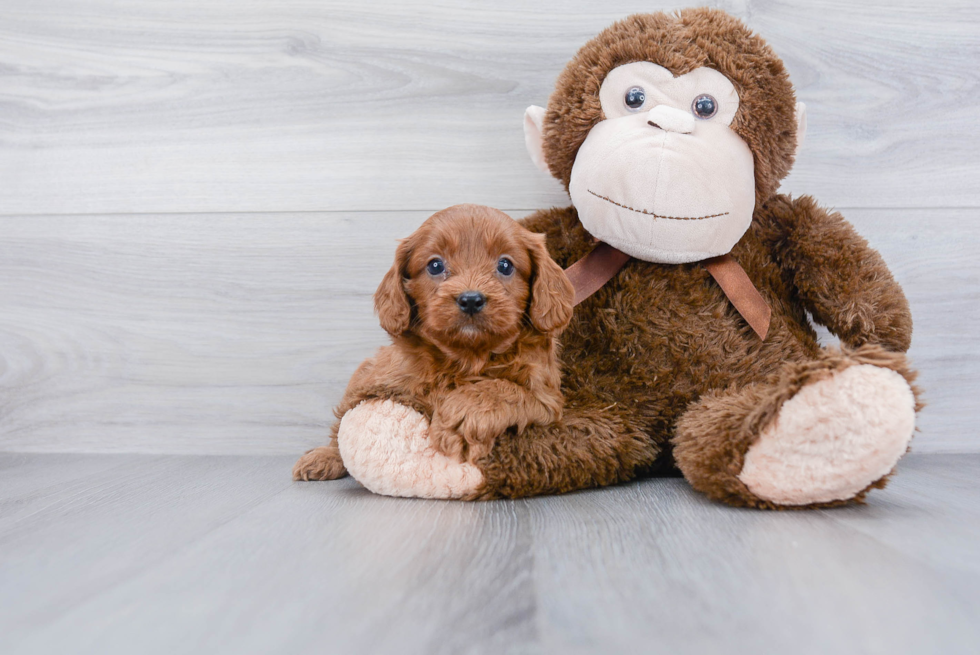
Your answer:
(456, 291), (486, 315)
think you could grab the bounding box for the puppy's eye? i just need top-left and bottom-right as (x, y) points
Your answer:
(496, 257), (514, 276)
(426, 258), (446, 276)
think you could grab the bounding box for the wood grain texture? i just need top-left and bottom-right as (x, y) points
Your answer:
(525, 456), (980, 654)
(1, 0), (978, 215)
(1, 453), (978, 654)
(0, 208), (974, 454)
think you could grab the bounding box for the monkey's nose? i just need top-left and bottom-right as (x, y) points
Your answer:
(647, 105), (695, 134)
(456, 291), (486, 315)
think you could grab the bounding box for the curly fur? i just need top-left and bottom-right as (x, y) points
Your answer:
(465, 9), (918, 507)
(298, 9), (919, 510)
(673, 345), (922, 509)
(293, 204), (574, 480)
(468, 200), (915, 503)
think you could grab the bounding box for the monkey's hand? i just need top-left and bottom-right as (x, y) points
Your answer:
(768, 195), (913, 352)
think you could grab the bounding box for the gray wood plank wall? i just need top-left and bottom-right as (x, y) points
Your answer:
(1, 0), (977, 453)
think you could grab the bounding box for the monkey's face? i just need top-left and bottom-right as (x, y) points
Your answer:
(567, 62), (756, 264)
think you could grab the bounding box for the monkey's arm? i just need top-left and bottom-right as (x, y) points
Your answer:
(766, 195), (912, 352)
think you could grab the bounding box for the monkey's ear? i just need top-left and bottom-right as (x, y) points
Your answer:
(374, 239), (413, 337)
(794, 102), (807, 160)
(526, 232), (574, 333)
(524, 105), (551, 175)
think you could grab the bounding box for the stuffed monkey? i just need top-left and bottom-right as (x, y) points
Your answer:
(300, 8), (921, 509)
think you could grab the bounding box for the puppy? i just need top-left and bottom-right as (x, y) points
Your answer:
(293, 204), (575, 481)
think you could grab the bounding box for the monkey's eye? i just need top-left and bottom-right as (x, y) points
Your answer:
(692, 94), (718, 119)
(496, 257), (514, 276)
(426, 258), (446, 276)
(624, 86), (646, 111)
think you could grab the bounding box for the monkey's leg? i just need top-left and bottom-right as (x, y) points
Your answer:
(337, 397), (657, 500)
(673, 345), (920, 509)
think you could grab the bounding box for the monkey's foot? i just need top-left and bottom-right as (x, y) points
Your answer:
(738, 364), (916, 506)
(675, 346), (920, 509)
(337, 399), (484, 499)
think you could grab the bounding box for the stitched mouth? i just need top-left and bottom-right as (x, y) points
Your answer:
(587, 190), (729, 221)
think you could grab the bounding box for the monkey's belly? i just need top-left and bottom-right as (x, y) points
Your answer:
(557, 264), (817, 419)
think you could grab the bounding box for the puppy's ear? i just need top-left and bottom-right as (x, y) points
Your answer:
(374, 238), (413, 336)
(526, 232), (574, 333)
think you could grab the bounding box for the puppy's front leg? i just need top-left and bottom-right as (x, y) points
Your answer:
(431, 380), (559, 462)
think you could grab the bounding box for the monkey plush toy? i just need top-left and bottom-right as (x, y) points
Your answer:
(321, 8), (921, 509)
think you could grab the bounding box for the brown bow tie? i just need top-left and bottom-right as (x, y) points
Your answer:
(563, 242), (771, 340)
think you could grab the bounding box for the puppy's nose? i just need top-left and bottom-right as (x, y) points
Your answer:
(456, 291), (486, 315)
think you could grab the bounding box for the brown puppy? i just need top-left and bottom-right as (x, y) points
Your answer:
(293, 204), (574, 481)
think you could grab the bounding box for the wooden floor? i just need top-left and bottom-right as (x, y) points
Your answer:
(1, 452), (978, 654)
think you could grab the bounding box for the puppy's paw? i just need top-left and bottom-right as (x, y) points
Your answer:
(436, 392), (502, 444)
(292, 446), (348, 481)
(433, 391), (504, 462)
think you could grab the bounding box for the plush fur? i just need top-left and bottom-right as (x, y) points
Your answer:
(467, 9), (920, 506)
(337, 399), (484, 499)
(737, 364), (916, 506)
(292, 204), (574, 481)
(468, 199), (918, 504)
(542, 10), (798, 206)
(674, 345), (921, 509)
(300, 8), (921, 510)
